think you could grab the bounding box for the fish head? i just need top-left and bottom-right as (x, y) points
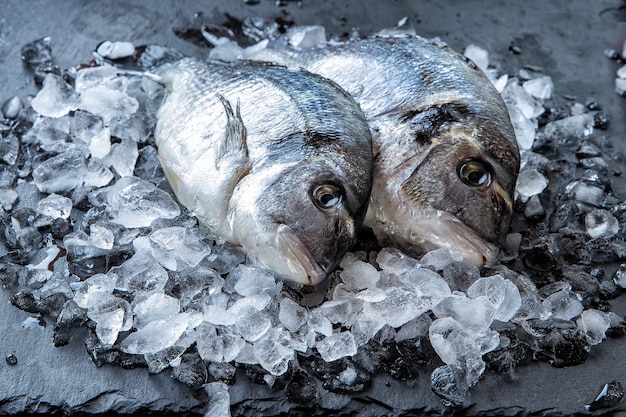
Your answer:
(231, 159), (368, 285)
(370, 103), (520, 265)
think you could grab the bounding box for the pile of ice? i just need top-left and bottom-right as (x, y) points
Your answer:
(1, 25), (625, 411)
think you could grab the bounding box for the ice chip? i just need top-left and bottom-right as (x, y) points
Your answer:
(515, 168), (548, 199)
(32, 149), (87, 193)
(420, 248), (463, 271)
(109, 249), (169, 293)
(73, 273), (116, 309)
(316, 331), (357, 362)
(507, 105), (535, 150)
(133, 292), (180, 326)
(78, 85), (139, 123)
(542, 289), (584, 320)
(463, 44), (489, 74)
(236, 305), (271, 342)
(204, 382), (231, 417)
(74, 66), (119, 94)
(253, 339), (293, 376)
(523, 76), (554, 100)
(72, 110), (111, 159)
(543, 113), (594, 144)
(616, 78), (626, 96)
(576, 309), (610, 346)
(31, 73), (79, 118)
(432, 294), (496, 329)
(119, 312), (191, 354)
(339, 258), (380, 289)
(278, 297), (308, 332)
(370, 287), (429, 328)
(103, 176), (180, 228)
(350, 303), (387, 346)
(96, 40), (135, 60)
(376, 247), (420, 275)
(308, 308), (333, 337)
(36, 193), (72, 219)
(102, 138), (138, 177)
(204, 305), (236, 326)
(230, 264), (278, 296)
(88, 224), (115, 250)
(614, 264), (626, 288)
(0, 188), (18, 211)
(400, 267), (452, 301)
(585, 209), (619, 239)
(87, 296), (133, 347)
(467, 275), (522, 322)
(287, 25), (326, 49)
(150, 226), (211, 270)
(195, 322), (223, 362)
(431, 364), (469, 407)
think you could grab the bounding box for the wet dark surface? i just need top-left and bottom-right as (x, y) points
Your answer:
(1, 1), (625, 416)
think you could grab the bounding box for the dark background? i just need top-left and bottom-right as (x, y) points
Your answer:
(1, 1), (625, 415)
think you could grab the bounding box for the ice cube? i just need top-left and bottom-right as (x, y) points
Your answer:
(0, 187), (18, 211)
(72, 110), (111, 159)
(467, 275), (522, 322)
(254, 339), (294, 376)
(96, 40), (135, 60)
(576, 309), (610, 345)
(428, 317), (495, 367)
(102, 176), (181, 228)
(35, 193), (72, 219)
(376, 247), (420, 275)
(308, 308), (333, 337)
(279, 297), (308, 332)
(230, 264), (279, 296)
(316, 331), (357, 362)
(119, 312), (191, 354)
(204, 382), (231, 417)
(235, 305), (271, 342)
(585, 209), (619, 239)
(227, 294), (272, 316)
(431, 364), (469, 407)
(74, 66), (119, 94)
(522, 76), (554, 100)
(370, 287), (430, 328)
(287, 25), (326, 49)
(109, 249), (169, 293)
(73, 273), (116, 309)
(204, 305), (236, 326)
(78, 85), (139, 124)
(350, 303), (387, 346)
(618, 65), (626, 79)
(400, 267), (452, 301)
(507, 106), (535, 150)
(32, 149), (87, 193)
(150, 227), (211, 270)
(87, 296), (133, 347)
(573, 182), (605, 206)
(320, 299), (363, 325)
(616, 78), (626, 96)
(222, 334), (246, 362)
(420, 248), (463, 271)
(102, 138), (138, 177)
(515, 168), (548, 199)
(31, 74), (79, 118)
(88, 224), (115, 250)
(195, 322), (223, 362)
(133, 292), (180, 327)
(339, 258), (380, 289)
(543, 113), (594, 144)
(432, 294), (496, 329)
(463, 44), (489, 75)
(542, 289), (584, 320)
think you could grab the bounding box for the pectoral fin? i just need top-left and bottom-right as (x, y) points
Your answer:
(216, 94), (249, 168)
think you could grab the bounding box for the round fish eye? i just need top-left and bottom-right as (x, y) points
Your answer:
(312, 184), (343, 211)
(458, 160), (492, 188)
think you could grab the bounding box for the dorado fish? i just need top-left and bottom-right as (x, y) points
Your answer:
(248, 35), (520, 265)
(154, 59), (372, 285)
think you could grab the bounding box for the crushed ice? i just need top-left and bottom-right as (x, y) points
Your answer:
(1, 25), (625, 410)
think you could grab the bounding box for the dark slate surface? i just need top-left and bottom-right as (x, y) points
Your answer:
(1, 1), (625, 415)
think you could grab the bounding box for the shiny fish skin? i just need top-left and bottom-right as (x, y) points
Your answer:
(249, 35), (520, 265)
(154, 59), (372, 284)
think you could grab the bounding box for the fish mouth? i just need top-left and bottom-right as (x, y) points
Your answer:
(276, 224), (328, 285)
(417, 210), (502, 266)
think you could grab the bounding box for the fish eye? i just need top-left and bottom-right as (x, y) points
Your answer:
(312, 184), (343, 212)
(458, 160), (492, 188)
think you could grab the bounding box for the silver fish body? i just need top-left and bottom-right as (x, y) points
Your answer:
(154, 59), (373, 284)
(250, 36), (520, 265)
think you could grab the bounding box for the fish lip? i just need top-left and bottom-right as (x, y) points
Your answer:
(277, 224), (328, 286)
(432, 210), (501, 265)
